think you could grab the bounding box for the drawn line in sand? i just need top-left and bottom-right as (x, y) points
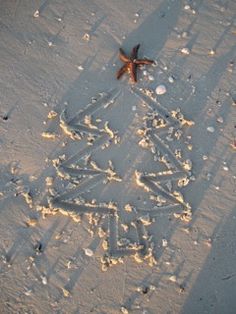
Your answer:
(42, 88), (121, 140)
(39, 86), (193, 268)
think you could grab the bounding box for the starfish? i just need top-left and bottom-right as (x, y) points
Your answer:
(116, 44), (154, 83)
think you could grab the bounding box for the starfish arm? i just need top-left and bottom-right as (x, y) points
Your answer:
(119, 48), (130, 62)
(134, 59), (154, 65)
(131, 44), (140, 60)
(130, 62), (137, 82)
(116, 64), (129, 80)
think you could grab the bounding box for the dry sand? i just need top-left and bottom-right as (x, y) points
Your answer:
(0, 0), (236, 313)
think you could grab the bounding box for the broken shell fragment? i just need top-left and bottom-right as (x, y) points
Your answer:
(181, 47), (190, 55)
(84, 248), (94, 257)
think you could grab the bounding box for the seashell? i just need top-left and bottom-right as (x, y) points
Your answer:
(207, 126), (215, 133)
(155, 84), (167, 95)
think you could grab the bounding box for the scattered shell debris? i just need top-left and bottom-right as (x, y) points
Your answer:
(124, 204), (133, 212)
(41, 132), (57, 140)
(47, 110), (57, 119)
(181, 47), (190, 55)
(62, 287), (70, 298)
(20, 188), (33, 208)
(25, 218), (37, 227)
(39, 78), (196, 269)
(45, 177), (53, 186)
(139, 214), (152, 226)
(171, 108), (194, 127)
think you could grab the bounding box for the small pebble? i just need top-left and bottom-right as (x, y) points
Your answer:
(162, 239), (168, 247)
(132, 105), (137, 111)
(207, 126), (215, 133)
(209, 49), (216, 55)
(223, 166), (229, 171)
(181, 31), (188, 38)
(41, 276), (47, 285)
(82, 33), (90, 41)
(168, 76), (175, 83)
(148, 75), (154, 81)
(206, 173), (212, 181)
(181, 47), (190, 55)
(202, 155), (208, 160)
(77, 65), (84, 71)
(155, 84), (167, 95)
(184, 5), (190, 10)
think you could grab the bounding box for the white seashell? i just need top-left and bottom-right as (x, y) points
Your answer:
(155, 84), (167, 95)
(184, 5), (190, 10)
(217, 116), (223, 123)
(207, 126), (215, 133)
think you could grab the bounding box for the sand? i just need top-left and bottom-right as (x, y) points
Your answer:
(0, 0), (236, 313)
